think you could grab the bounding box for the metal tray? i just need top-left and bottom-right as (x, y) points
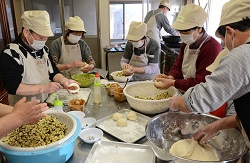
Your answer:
(85, 140), (155, 163)
(96, 109), (151, 143)
(46, 88), (91, 105)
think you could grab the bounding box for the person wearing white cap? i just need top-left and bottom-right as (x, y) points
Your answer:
(0, 10), (77, 106)
(167, 0), (250, 159)
(154, 4), (224, 117)
(120, 21), (160, 81)
(144, 0), (178, 45)
(50, 16), (95, 78)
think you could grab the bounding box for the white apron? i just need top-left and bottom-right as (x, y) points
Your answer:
(129, 46), (160, 81)
(146, 11), (161, 46)
(182, 36), (209, 79)
(8, 46), (53, 106)
(59, 36), (82, 78)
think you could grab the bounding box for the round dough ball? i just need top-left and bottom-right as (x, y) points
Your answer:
(117, 118), (127, 127)
(112, 113), (123, 121)
(154, 81), (163, 87)
(127, 111), (137, 121)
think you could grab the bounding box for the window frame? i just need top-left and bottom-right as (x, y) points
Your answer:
(110, 1), (143, 42)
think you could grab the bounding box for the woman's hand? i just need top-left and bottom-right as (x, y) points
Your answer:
(12, 97), (48, 125)
(154, 77), (175, 90)
(193, 122), (219, 145)
(67, 60), (84, 69)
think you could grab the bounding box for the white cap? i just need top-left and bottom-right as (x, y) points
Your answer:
(215, 0), (250, 37)
(206, 48), (228, 72)
(172, 4), (207, 30)
(21, 10), (53, 37)
(126, 21), (147, 41)
(65, 16), (86, 32)
(160, 0), (170, 10)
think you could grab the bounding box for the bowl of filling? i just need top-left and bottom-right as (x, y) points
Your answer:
(0, 110), (81, 163)
(68, 99), (86, 112)
(111, 71), (133, 83)
(71, 73), (95, 87)
(123, 81), (178, 114)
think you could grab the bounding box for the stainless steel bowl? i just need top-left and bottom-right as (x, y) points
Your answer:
(146, 112), (247, 163)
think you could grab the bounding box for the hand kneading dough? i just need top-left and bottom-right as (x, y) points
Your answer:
(127, 111), (137, 121)
(169, 138), (219, 161)
(112, 113), (123, 121)
(117, 118), (127, 127)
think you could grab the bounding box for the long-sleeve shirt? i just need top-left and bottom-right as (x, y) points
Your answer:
(120, 37), (160, 74)
(184, 38), (250, 113)
(168, 33), (222, 91)
(0, 34), (60, 95)
(144, 9), (178, 36)
(49, 37), (95, 65)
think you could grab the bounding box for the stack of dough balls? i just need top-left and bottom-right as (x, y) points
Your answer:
(112, 111), (137, 127)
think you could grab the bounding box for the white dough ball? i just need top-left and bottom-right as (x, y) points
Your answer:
(127, 111), (137, 121)
(112, 113), (123, 121)
(154, 81), (163, 87)
(117, 118), (127, 127)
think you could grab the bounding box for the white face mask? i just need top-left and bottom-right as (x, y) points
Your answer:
(68, 34), (81, 44)
(27, 31), (47, 50)
(131, 40), (144, 48)
(180, 32), (196, 44)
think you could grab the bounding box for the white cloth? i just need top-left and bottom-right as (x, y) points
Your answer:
(8, 45), (52, 106)
(182, 36), (209, 79)
(59, 36), (82, 78)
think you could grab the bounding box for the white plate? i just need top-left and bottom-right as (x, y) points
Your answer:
(80, 117), (96, 129)
(79, 128), (103, 144)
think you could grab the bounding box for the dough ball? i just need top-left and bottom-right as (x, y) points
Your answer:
(117, 118), (127, 127)
(127, 111), (137, 121)
(169, 138), (219, 161)
(154, 81), (163, 87)
(112, 113), (123, 121)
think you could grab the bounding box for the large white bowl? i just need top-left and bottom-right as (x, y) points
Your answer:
(111, 71), (133, 83)
(123, 81), (178, 114)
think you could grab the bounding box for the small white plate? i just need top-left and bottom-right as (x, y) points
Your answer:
(79, 128), (103, 144)
(68, 111), (85, 120)
(80, 117), (96, 129)
(67, 83), (80, 94)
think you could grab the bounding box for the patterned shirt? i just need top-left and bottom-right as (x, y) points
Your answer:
(184, 37), (250, 113)
(0, 34), (60, 94)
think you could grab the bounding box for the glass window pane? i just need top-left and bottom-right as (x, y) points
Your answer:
(69, 0), (97, 36)
(6, 0), (16, 41)
(110, 4), (123, 39)
(0, 24), (4, 52)
(124, 4), (143, 38)
(24, 0), (62, 36)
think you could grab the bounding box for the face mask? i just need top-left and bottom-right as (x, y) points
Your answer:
(131, 40), (144, 48)
(27, 31), (47, 50)
(68, 34), (81, 44)
(180, 31), (196, 44)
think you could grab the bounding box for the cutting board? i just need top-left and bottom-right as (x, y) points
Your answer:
(46, 88), (91, 105)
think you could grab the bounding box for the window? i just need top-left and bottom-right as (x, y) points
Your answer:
(24, 0), (97, 36)
(110, 2), (143, 40)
